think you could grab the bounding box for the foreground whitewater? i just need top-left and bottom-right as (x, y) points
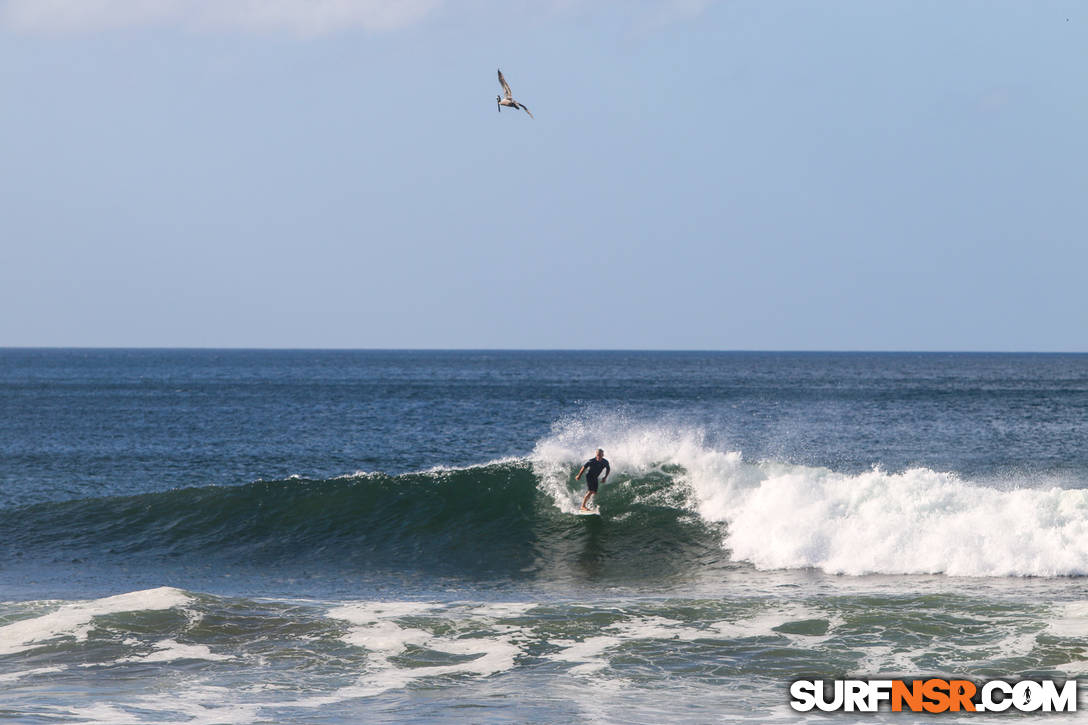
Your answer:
(4, 585), (1088, 723)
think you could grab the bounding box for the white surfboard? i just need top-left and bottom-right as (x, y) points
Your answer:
(576, 508), (601, 516)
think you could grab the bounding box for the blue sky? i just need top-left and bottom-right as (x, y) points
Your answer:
(1, 0), (1085, 350)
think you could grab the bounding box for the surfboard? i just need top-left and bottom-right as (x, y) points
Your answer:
(577, 508), (601, 517)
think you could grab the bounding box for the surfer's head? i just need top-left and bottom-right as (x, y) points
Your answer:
(596, 449), (604, 458)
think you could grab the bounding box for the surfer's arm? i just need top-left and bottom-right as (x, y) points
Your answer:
(575, 465), (585, 480)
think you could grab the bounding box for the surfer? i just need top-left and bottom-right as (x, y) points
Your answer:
(576, 449), (610, 511)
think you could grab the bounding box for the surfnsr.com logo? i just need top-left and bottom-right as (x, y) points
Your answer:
(789, 679), (1078, 713)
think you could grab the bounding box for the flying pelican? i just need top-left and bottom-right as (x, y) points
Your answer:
(496, 69), (533, 118)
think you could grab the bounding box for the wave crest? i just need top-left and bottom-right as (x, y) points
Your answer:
(533, 417), (1088, 577)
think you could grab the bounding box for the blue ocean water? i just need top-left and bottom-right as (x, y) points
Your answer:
(1, 350), (1087, 722)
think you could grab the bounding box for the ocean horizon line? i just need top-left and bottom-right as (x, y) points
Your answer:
(1, 346), (1086, 355)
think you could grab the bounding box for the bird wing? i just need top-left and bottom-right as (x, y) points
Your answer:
(520, 104), (533, 119)
(497, 69), (513, 99)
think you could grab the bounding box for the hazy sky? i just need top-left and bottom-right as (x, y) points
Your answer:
(1, 0), (1085, 350)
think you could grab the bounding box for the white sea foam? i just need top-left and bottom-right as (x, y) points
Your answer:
(419, 457), (522, 475)
(62, 691), (261, 725)
(547, 604), (840, 677)
(279, 601), (526, 706)
(532, 417), (1088, 577)
(0, 587), (192, 657)
(58, 704), (147, 725)
(710, 603), (840, 646)
(1047, 601), (1088, 639)
(852, 625), (1044, 679)
(116, 639), (233, 664)
(464, 601), (537, 619)
(725, 466), (1088, 576)
(531, 416), (745, 514)
(0, 665), (65, 682)
(547, 613), (713, 675)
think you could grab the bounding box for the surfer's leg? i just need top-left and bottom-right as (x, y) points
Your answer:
(581, 478), (598, 510)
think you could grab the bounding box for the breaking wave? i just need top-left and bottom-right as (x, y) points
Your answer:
(4, 418), (1087, 580)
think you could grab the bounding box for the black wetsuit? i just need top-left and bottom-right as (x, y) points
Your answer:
(582, 457), (610, 492)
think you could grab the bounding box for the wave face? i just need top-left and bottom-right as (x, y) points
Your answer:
(0, 459), (730, 584)
(5, 419), (1088, 582)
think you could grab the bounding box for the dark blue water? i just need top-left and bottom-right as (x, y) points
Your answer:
(4, 350), (1086, 510)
